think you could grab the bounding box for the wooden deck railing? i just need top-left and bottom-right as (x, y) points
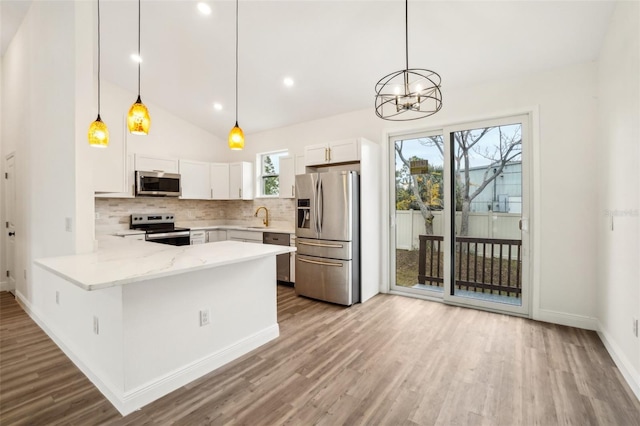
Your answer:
(418, 235), (522, 297)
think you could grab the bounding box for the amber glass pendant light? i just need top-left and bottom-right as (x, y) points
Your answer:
(88, 0), (109, 147)
(228, 0), (244, 150)
(127, 0), (151, 135)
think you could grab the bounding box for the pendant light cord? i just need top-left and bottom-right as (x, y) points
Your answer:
(137, 0), (141, 98)
(235, 0), (239, 124)
(97, 0), (101, 116)
(405, 0), (409, 71)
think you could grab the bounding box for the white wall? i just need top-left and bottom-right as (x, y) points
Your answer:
(596, 1), (640, 398)
(246, 61), (600, 328)
(1, 0), (226, 304)
(101, 80), (227, 163)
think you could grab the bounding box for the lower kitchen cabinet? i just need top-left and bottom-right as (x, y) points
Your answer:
(227, 230), (262, 243)
(206, 230), (227, 242)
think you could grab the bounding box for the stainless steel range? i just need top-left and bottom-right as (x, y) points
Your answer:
(130, 213), (190, 246)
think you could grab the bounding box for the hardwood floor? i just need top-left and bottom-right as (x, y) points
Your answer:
(1, 287), (639, 425)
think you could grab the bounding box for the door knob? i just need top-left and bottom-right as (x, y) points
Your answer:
(8, 232), (15, 237)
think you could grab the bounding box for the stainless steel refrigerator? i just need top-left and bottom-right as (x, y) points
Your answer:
(295, 170), (359, 306)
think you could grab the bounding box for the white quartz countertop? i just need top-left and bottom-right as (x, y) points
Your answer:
(35, 236), (295, 291)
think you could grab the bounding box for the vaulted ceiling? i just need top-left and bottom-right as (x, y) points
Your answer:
(2, 1), (616, 139)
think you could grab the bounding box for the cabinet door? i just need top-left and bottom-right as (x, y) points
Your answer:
(304, 143), (329, 166)
(93, 115), (126, 193)
(206, 230), (227, 242)
(95, 153), (136, 198)
(179, 160), (211, 199)
(229, 162), (253, 200)
(210, 163), (230, 200)
(328, 139), (360, 163)
(295, 154), (306, 175)
(135, 154), (179, 173)
(279, 156), (295, 199)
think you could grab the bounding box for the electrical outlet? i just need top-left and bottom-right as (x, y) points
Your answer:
(95, 212), (101, 220)
(633, 318), (638, 338)
(199, 308), (210, 327)
(93, 316), (99, 335)
(55, 291), (60, 305)
(65, 217), (72, 232)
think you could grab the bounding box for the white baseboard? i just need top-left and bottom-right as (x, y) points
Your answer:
(119, 324), (279, 415)
(597, 322), (640, 402)
(15, 291), (280, 416)
(534, 308), (598, 331)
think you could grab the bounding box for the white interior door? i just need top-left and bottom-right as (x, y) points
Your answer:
(4, 154), (16, 293)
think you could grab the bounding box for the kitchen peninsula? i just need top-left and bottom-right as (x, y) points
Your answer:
(32, 237), (295, 415)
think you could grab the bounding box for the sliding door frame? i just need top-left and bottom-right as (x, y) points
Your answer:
(387, 111), (535, 318)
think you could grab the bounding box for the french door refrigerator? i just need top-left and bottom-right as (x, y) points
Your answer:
(295, 170), (359, 306)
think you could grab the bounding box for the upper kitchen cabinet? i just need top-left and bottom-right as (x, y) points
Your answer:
(210, 163), (230, 200)
(93, 116), (127, 194)
(304, 139), (361, 166)
(179, 160), (211, 200)
(229, 162), (253, 200)
(135, 154), (179, 173)
(279, 156), (295, 199)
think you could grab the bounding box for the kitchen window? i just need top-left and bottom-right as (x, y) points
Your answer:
(257, 150), (288, 197)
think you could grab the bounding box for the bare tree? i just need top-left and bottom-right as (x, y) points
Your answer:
(454, 127), (521, 235)
(395, 141), (435, 235)
(395, 125), (521, 236)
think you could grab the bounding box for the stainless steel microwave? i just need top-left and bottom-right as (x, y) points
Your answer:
(135, 171), (181, 197)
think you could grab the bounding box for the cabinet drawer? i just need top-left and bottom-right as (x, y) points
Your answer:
(227, 230), (262, 242)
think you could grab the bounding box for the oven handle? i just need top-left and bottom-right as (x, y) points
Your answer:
(146, 231), (191, 240)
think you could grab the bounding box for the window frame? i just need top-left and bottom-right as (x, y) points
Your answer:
(256, 149), (288, 198)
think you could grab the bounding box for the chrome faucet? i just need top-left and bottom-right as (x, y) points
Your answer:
(254, 206), (269, 227)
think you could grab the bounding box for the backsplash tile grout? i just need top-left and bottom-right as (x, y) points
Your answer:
(95, 198), (295, 235)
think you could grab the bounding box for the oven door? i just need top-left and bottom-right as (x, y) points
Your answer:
(136, 171), (181, 197)
(145, 230), (191, 246)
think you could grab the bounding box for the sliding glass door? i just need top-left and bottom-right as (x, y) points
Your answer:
(390, 114), (530, 316)
(391, 131), (445, 299)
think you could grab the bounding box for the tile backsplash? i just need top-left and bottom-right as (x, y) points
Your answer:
(95, 197), (295, 234)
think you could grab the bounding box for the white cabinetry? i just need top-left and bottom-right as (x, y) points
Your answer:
(135, 154), (179, 173)
(227, 230), (262, 243)
(304, 139), (361, 166)
(210, 163), (230, 200)
(206, 230), (227, 243)
(190, 230), (206, 245)
(122, 233), (145, 241)
(179, 160), (211, 200)
(279, 156), (296, 199)
(93, 116), (127, 193)
(95, 153), (136, 198)
(229, 162), (253, 200)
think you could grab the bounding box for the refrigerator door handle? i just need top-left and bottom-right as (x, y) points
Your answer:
(318, 179), (324, 233)
(299, 258), (343, 267)
(313, 177), (318, 234)
(298, 241), (344, 249)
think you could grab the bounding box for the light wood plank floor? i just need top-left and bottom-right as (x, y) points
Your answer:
(1, 287), (639, 425)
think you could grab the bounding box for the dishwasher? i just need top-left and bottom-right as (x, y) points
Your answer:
(263, 232), (291, 284)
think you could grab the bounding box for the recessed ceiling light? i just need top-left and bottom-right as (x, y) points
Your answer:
(213, 103), (223, 111)
(197, 2), (212, 15)
(283, 77), (294, 87)
(130, 53), (142, 63)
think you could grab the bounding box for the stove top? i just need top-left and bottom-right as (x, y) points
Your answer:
(130, 213), (189, 233)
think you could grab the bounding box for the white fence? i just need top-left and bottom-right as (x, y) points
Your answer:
(396, 210), (521, 250)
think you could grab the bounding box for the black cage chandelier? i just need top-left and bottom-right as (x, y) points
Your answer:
(374, 0), (442, 121)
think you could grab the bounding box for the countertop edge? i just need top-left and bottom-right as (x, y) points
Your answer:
(35, 243), (296, 291)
